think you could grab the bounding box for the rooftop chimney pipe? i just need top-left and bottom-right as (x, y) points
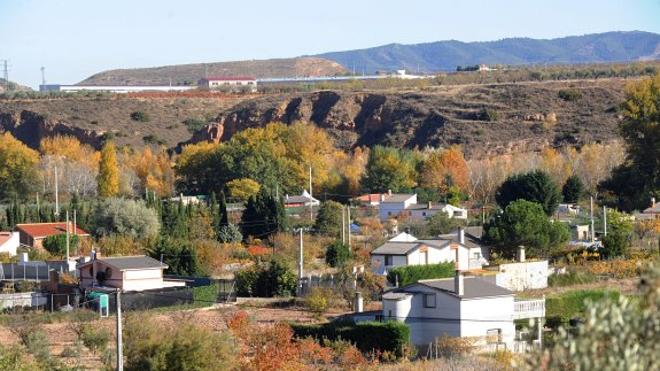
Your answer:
(454, 271), (464, 296)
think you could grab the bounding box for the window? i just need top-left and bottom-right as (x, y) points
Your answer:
(487, 328), (502, 343)
(384, 255), (393, 266)
(388, 211), (392, 216)
(423, 293), (436, 308)
(422, 212), (427, 216)
(473, 252), (481, 259)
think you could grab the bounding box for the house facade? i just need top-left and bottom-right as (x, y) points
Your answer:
(370, 229), (486, 275)
(378, 192), (467, 221)
(198, 76), (257, 92)
(78, 255), (185, 292)
(15, 222), (90, 249)
(382, 273), (545, 349)
(284, 190), (320, 208)
(0, 231), (19, 256)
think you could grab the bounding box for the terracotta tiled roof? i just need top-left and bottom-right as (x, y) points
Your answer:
(16, 223), (90, 239)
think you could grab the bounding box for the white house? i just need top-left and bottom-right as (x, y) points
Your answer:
(284, 190), (320, 208)
(382, 272), (545, 349)
(198, 76), (257, 92)
(78, 255), (185, 292)
(378, 192), (467, 221)
(0, 231), (19, 256)
(370, 228), (487, 275)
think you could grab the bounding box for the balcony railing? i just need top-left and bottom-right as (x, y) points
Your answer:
(513, 298), (545, 319)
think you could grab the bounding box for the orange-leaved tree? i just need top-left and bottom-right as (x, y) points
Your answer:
(97, 141), (120, 197)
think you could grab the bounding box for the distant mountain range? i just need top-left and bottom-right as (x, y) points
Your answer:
(315, 31), (660, 73)
(77, 31), (660, 85)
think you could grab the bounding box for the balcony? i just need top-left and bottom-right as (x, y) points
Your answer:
(513, 298), (545, 320)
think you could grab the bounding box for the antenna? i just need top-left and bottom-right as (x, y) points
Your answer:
(41, 66), (46, 86)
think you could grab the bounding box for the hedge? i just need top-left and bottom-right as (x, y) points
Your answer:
(387, 262), (455, 286)
(291, 320), (410, 358)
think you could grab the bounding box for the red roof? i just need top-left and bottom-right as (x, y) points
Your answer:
(0, 232), (13, 246)
(355, 193), (384, 202)
(203, 76), (256, 81)
(16, 223), (90, 239)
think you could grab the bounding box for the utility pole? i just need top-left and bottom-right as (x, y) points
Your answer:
(36, 193), (40, 222)
(40, 66), (46, 86)
(65, 211), (70, 261)
(54, 166), (60, 217)
(603, 206), (607, 236)
(298, 228), (304, 296)
(309, 166), (313, 222)
(341, 207), (346, 244)
(590, 196), (595, 243)
(116, 289), (124, 371)
(73, 209), (77, 237)
(347, 205), (351, 249)
(2, 60), (8, 92)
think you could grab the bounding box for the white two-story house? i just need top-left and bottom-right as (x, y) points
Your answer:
(382, 272), (546, 350)
(370, 228), (487, 275)
(378, 192), (467, 222)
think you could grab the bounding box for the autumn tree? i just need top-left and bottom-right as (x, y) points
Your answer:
(420, 146), (469, 193)
(601, 73), (660, 211)
(0, 133), (39, 200)
(124, 147), (174, 197)
(227, 178), (261, 202)
(40, 135), (100, 198)
(362, 145), (417, 192)
(97, 142), (120, 197)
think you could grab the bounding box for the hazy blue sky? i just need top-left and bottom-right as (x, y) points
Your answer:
(1, 0), (659, 88)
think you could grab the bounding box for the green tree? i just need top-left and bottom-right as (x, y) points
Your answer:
(240, 189), (287, 239)
(0, 133), (39, 200)
(427, 211), (465, 235)
(235, 259), (297, 297)
(314, 201), (343, 237)
(325, 241), (351, 267)
(148, 237), (203, 276)
(97, 141), (120, 197)
(218, 224), (242, 243)
(226, 178), (261, 202)
(42, 234), (79, 256)
(562, 175), (584, 203)
(485, 200), (569, 258)
(495, 170), (561, 215)
(601, 209), (633, 258)
(361, 146), (417, 192)
(600, 73), (660, 211)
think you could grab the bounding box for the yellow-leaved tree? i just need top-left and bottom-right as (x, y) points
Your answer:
(97, 141), (120, 197)
(0, 133), (40, 199)
(125, 147), (175, 197)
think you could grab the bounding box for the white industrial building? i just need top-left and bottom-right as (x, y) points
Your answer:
(198, 76), (257, 92)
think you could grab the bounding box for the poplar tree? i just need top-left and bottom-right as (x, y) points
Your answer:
(97, 141), (120, 197)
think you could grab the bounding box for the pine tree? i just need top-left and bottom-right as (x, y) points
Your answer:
(219, 191), (229, 226)
(241, 189), (287, 239)
(97, 141), (120, 197)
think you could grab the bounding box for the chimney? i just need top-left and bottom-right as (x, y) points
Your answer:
(652, 197), (657, 207)
(454, 271), (464, 296)
(19, 252), (28, 264)
(458, 227), (465, 245)
(354, 292), (364, 313)
(380, 194), (385, 202)
(518, 245), (526, 263)
(427, 201), (432, 209)
(388, 189), (392, 196)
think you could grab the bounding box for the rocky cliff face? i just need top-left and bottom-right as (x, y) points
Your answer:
(0, 111), (104, 149)
(190, 79), (626, 158)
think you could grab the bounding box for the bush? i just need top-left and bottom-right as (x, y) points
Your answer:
(602, 229), (631, 258)
(478, 108), (499, 121)
(182, 118), (206, 134)
(235, 259), (297, 297)
(305, 287), (331, 315)
(192, 284), (219, 304)
(291, 320), (410, 358)
(42, 234), (79, 256)
(325, 241), (351, 267)
(218, 224), (242, 243)
(81, 325), (110, 354)
(558, 89), (582, 101)
(130, 111), (150, 122)
(386, 262), (455, 286)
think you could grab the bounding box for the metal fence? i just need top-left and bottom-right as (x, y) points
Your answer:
(0, 262), (72, 281)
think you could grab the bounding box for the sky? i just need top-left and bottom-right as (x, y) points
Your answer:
(1, 0), (659, 88)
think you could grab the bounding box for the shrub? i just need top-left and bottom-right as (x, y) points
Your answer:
(218, 224), (242, 243)
(325, 241), (351, 267)
(305, 287), (331, 315)
(235, 259), (296, 297)
(130, 111), (150, 122)
(182, 118), (206, 134)
(81, 325), (110, 354)
(558, 89), (582, 101)
(291, 320), (410, 358)
(42, 234), (79, 256)
(0, 344), (39, 370)
(434, 334), (474, 357)
(602, 229), (631, 258)
(478, 108), (499, 121)
(387, 262), (455, 286)
(192, 284), (219, 304)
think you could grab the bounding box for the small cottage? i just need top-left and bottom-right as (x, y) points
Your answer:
(78, 255), (185, 292)
(15, 222), (90, 249)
